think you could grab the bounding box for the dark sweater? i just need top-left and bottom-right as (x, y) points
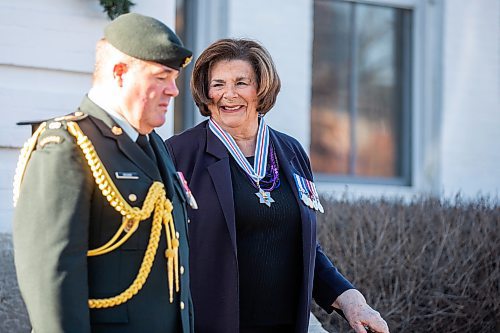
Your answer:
(230, 155), (302, 328)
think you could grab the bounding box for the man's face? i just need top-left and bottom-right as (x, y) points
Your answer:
(118, 60), (180, 134)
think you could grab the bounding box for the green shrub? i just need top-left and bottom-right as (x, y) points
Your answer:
(313, 196), (500, 333)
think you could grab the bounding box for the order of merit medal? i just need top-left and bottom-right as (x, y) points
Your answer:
(209, 117), (275, 207)
(255, 186), (275, 207)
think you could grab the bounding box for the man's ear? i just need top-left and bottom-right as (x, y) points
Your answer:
(113, 63), (128, 87)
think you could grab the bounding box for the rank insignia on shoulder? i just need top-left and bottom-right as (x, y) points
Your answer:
(38, 135), (63, 148)
(176, 171), (198, 210)
(54, 111), (88, 122)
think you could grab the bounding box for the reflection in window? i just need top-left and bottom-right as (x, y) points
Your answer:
(311, 0), (412, 184)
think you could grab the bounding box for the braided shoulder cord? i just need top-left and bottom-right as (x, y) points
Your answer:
(13, 121), (180, 308)
(13, 122), (48, 207)
(65, 121), (180, 306)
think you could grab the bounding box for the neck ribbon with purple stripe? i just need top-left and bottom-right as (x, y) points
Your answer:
(208, 117), (269, 186)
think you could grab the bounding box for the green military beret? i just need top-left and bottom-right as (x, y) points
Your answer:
(104, 13), (192, 70)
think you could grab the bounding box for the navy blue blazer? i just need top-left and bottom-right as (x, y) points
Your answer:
(166, 120), (354, 333)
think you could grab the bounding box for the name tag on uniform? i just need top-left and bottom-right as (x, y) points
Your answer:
(115, 171), (139, 180)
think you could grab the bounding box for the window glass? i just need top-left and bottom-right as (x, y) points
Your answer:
(311, 0), (412, 183)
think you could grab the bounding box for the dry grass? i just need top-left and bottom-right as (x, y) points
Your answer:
(312, 196), (500, 333)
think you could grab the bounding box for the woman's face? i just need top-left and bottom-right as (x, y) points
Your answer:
(207, 59), (259, 133)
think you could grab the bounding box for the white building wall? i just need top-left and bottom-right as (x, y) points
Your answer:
(226, 0), (313, 150)
(1, 0), (499, 233)
(0, 149), (19, 233)
(440, 0), (500, 198)
(0, 0), (177, 232)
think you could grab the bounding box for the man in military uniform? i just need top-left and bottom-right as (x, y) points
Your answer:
(13, 13), (194, 333)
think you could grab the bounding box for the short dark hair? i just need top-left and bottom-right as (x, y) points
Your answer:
(191, 38), (281, 116)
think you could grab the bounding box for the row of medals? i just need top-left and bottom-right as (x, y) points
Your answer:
(300, 191), (324, 213)
(296, 175), (325, 214)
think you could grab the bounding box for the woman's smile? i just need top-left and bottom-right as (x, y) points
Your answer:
(207, 59), (259, 135)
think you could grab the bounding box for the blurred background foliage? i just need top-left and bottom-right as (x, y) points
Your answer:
(99, 0), (135, 19)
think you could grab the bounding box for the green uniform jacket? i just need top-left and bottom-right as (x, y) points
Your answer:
(13, 97), (194, 333)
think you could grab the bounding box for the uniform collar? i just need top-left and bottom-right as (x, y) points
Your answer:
(88, 88), (139, 142)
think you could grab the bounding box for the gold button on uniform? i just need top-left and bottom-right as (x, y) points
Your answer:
(128, 194), (137, 202)
(180, 266), (185, 275)
(187, 218), (191, 224)
(180, 301), (185, 310)
(175, 231), (180, 239)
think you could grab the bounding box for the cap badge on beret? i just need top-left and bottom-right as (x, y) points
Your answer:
(182, 56), (193, 68)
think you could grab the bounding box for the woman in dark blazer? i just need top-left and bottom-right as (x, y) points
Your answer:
(166, 38), (389, 333)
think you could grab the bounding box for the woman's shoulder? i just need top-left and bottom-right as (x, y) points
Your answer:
(165, 120), (209, 168)
(269, 127), (307, 155)
(269, 126), (313, 177)
(166, 120), (208, 146)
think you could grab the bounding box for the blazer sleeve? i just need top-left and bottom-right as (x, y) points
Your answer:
(13, 125), (93, 333)
(312, 243), (355, 313)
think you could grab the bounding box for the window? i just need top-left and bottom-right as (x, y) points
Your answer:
(174, 0), (228, 134)
(174, 0), (195, 134)
(311, 0), (412, 185)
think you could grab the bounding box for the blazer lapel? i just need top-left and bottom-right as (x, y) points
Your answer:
(205, 125), (238, 252)
(269, 129), (300, 203)
(79, 96), (161, 180)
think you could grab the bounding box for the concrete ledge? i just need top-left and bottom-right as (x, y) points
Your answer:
(309, 312), (328, 332)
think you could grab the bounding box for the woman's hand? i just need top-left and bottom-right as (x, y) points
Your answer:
(332, 289), (389, 333)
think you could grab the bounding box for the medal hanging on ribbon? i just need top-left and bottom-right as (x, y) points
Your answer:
(293, 173), (324, 213)
(176, 171), (199, 210)
(209, 117), (275, 207)
(293, 173), (311, 207)
(309, 181), (324, 213)
(304, 178), (318, 210)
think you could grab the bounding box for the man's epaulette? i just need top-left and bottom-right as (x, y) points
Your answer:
(17, 111), (88, 134)
(53, 111), (88, 123)
(46, 111), (88, 130)
(13, 111), (89, 206)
